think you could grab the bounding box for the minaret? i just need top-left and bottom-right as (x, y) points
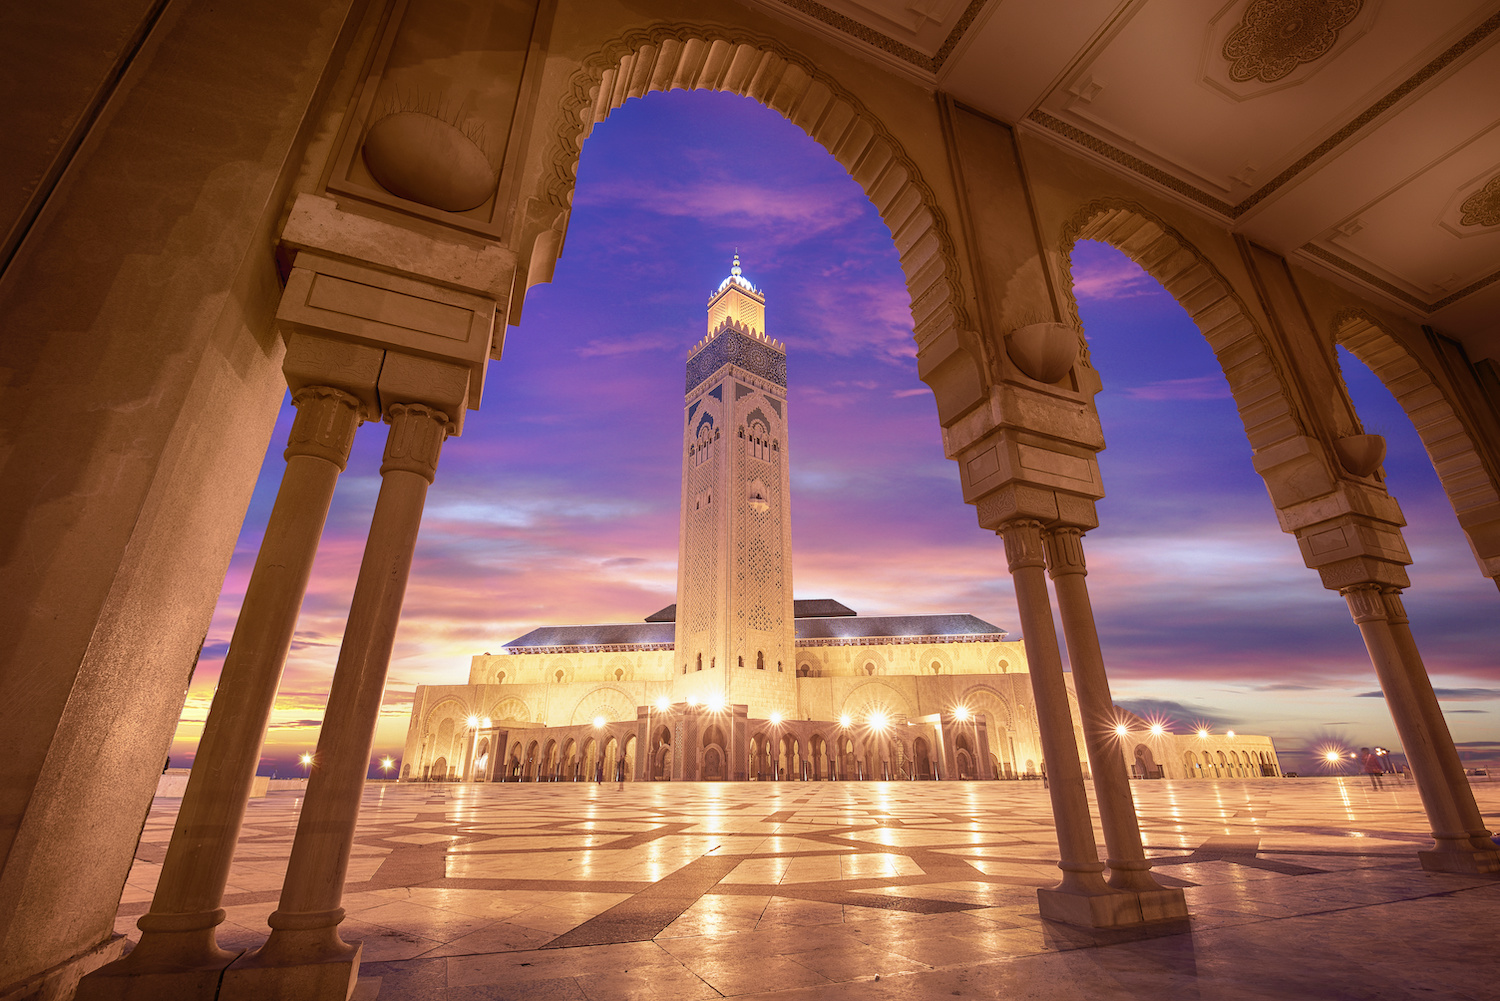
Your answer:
(673, 255), (796, 720)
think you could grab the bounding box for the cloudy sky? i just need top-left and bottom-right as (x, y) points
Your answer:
(172, 90), (1498, 778)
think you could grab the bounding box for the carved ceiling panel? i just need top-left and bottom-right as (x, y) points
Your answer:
(1221, 0), (1365, 84)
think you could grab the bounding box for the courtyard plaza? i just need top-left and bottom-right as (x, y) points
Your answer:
(115, 778), (1499, 1000)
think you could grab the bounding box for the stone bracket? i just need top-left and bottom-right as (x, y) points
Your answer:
(276, 253), (495, 431)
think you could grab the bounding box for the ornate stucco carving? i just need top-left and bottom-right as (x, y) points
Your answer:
(541, 21), (971, 350)
(1057, 197), (1307, 447)
(1459, 172), (1500, 227)
(1222, 0), (1364, 84)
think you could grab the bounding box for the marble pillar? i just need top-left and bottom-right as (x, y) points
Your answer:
(1043, 527), (1188, 920)
(220, 402), (452, 1001)
(1380, 588), (1500, 870)
(999, 520), (1140, 927)
(1340, 584), (1489, 871)
(76, 386), (364, 1001)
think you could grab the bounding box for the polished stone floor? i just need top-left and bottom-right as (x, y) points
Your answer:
(115, 777), (1500, 999)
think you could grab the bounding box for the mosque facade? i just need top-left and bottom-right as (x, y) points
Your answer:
(398, 261), (1277, 785)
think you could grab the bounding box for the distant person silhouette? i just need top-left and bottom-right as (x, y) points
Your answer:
(1361, 747), (1384, 789)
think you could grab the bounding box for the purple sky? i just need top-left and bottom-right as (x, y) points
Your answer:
(172, 90), (1498, 778)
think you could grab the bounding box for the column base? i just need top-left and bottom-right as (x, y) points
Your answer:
(1, 934), (127, 1001)
(74, 956), (240, 1001)
(1037, 885), (1145, 928)
(1131, 885), (1190, 922)
(1418, 846), (1500, 874)
(219, 942), (361, 1001)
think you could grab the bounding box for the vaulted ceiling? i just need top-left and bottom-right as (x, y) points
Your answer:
(744, 0), (1500, 363)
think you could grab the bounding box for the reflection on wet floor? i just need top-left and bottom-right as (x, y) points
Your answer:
(116, 778), (1500, 999)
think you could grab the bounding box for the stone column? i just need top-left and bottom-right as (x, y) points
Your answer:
(77, 386), (364, 1001)
(220, 402), (452, 1001)
(1381, 588), (1500, 869)
(999, 520), (1139, 927)
(1340, 585), (1481, 868)
(1043, 527), (1188, 921)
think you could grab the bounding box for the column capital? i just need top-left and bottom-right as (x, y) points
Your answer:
(1042, 526), (1087, 578)
(998, 519), (1047, 572)
(285, 386), (363, 470)
(1380, 586), (1409, 625)
(381, 403), (451, 482)
(1339, 583), (1388, 624)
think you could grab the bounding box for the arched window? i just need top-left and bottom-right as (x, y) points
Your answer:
(864, 662), (875, 676)
(554, 670), (564, 683)
(614, 668), (624, 681)
(696, 654), (702, 672)
(757, 651), (764, 671)
(930, 660), (941, 675)
(777, 660), (782, 672)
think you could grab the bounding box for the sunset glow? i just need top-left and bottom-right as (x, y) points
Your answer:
(168, 91), (1499, 780)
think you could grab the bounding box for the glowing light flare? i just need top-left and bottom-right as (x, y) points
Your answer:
(481, 717), (492, 728)
(1149, 723), (1165, 737)
(1113, 724), (1130, 737)
(379, 757), (394, 771)
(868, 711), (889, 729)
(466, 715), (481, 728)
(1197, 729), (1209, 739)
(593, 716), (606, 729)
(707, 695), (725, 712)
(1226, 731), (1236, 738)
(952, 706), (970, 722)
(656, 697), (669, 711)
(769, 712), (783, 725)
(687, 696), (698, 706)
(839, 714), (852, 728)
(299, 754), (313, 766)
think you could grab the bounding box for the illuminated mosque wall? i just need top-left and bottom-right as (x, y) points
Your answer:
(398, 259), (1278, 783)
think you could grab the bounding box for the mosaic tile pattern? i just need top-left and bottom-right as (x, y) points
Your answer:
(115, 778), (1500, 999)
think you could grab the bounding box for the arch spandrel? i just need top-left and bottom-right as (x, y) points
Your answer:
(522, 19), (988, 424)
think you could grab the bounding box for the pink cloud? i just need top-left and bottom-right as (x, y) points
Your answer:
(1123, 375), (1232, 401)
(1071, 254), (1158, 301)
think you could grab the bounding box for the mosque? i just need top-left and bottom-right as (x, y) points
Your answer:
(398, 258), (1280, 785)
(8, 2), (1496, 995)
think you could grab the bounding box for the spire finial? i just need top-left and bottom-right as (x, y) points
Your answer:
(731, 250), (741, 277)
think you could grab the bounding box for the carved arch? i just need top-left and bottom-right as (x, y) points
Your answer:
(539, 22), (975, 378)
(568, 685), (639, 725)
(1059, 198), (1307, 457)
(423, 697), (471, 735)
(1333, 309), (1500, 580)
(841, 681), (913, 721)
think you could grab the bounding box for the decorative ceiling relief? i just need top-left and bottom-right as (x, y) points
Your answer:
(1458, 173), (1500, 228)
(1222, 0), (1364, 83)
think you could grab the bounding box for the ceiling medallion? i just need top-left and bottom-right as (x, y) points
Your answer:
(1458, 173), (1500, 227)
(1222, 0), (1364, 84)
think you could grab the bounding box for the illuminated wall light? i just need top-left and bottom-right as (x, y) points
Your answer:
(839, 714), (851, 727)
(1114, 724), (1130, 736)
(769, 712), (782, 725)
(656, 697), (669, 711)
(466, 715), (480, 728)
(593, 716), (606, 728)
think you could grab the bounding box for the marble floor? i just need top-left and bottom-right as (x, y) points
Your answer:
(114, 777), (1500, 999)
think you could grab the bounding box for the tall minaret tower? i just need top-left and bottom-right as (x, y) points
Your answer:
(673, 255), (796, 720)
